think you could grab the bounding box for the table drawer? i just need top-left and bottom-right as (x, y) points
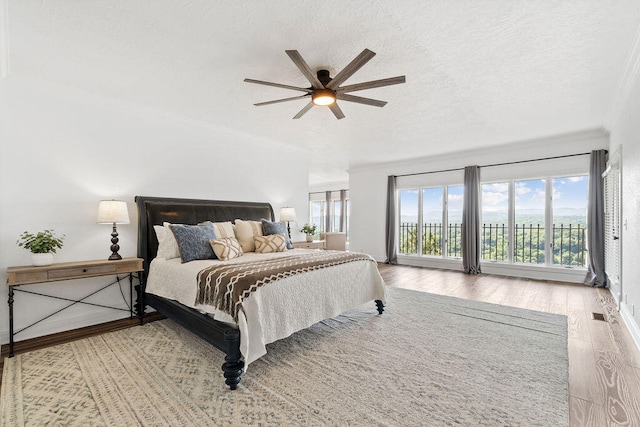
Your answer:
(48, 264), (117, 280)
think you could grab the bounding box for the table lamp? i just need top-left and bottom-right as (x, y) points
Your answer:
(97, 200), (130, 260)
(279, 207), (297, 240)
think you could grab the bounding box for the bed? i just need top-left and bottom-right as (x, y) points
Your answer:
(135, 195), (386, 390)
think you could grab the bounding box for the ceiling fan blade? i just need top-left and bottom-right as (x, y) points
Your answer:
(293, 102), (315, 119)
(254, 95), (310, 106)
(325, 48), (376, 90)
(337, 76), (406, 93)
(285, 50), (324, 90)
(244, 78), (312, 93)
(336, 93), (387, 107)
(328, 103), (346, 120)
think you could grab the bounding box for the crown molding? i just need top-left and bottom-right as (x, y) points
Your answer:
(607, 24), (640, 127)
(0, 0), (8, 80)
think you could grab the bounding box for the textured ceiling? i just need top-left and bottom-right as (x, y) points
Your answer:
(6, 0), (640, 185)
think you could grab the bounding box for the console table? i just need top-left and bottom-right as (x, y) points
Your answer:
(292, 240), (326, 249)
(6, 257), (143, 357)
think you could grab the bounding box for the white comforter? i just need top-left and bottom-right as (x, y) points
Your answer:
(145, 249), (386, 366)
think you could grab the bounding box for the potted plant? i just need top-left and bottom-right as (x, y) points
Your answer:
(300, 224), (317, 242)
(17, 229), (65, 266)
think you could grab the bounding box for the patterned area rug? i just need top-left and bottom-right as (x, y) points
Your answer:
(1, 287), (568, 426)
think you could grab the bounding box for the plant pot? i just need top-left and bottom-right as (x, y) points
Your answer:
(306, 234), (313, 242)
(32, 253), (54, 266)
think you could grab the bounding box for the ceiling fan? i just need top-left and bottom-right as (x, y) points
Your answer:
(244, 49), (406, 120)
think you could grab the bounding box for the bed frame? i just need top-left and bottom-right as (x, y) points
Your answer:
(135, 195), (384, 390)
(135, 196), (276, 389)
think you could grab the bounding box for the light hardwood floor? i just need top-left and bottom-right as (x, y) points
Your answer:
(378, 263), (640, 427)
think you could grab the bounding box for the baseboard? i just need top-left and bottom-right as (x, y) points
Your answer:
(620, 303), (640, 353)
(0, 309), (134, 345)
(0, 312), (165, 359)
(395, 256), (587, 283)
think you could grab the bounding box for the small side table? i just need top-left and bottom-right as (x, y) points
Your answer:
(6, 257), (143, 357)
(292, 240), (326, 249)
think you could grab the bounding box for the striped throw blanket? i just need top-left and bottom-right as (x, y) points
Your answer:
(196, 251), (374, 321)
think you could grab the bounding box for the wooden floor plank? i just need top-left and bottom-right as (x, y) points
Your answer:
(569, 396), (606, 427)
(593, 350), (640, 425)
(569, 338), (605, 405)
(550, 283), (569, 315)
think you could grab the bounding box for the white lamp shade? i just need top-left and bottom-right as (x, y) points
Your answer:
(97, 200), (130, 224)
(280, 207), (297, 222)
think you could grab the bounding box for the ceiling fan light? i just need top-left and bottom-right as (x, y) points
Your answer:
(312, 89), (336, 106)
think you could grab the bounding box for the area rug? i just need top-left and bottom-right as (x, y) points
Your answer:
(1, 287), (568, 426)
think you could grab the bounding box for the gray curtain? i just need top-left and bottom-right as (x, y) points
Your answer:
(587, 150), (608, 288)
(339, 189), (347, 232)
(462, 166), (481, 274)
(385, 175), (398, 264)
(325, 191), (332, 233)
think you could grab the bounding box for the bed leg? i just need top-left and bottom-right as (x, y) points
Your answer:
(375, 299), (385, 314)
(222, 329), (244, 390)
(134, 272), (146, 324)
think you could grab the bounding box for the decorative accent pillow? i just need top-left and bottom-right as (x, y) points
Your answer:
(261, 219), (293, 250)
(169, 223), (217, 263)
(154, 222), (180, 260)
(210, 237), (243, 261)
(198, 221), (236, 239)
(212, 221), (235, 239)
(234, 219), (263, 252)
(254, 234), (287, 254)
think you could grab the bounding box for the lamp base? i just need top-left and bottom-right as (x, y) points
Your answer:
(108, 223), (123, 261)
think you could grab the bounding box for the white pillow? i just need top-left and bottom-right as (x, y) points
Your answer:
(154, 222), (180, 259)
(213, 221), (235, 239)
(234, 219), (263, 252)
(197, 221), (236, 239)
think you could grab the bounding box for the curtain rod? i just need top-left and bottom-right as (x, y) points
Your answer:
(395, 151), (596, 178)
(309, 189), (348, 195)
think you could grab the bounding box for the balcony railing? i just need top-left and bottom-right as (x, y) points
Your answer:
(399, 222), (586, 267)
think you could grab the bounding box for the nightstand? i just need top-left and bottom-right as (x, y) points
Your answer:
(292, 240), (326, 249)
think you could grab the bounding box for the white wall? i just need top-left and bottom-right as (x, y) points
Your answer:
(0, 75), (310, 344)
(608, 41), (640, 348)
(349, 129), (609, 269)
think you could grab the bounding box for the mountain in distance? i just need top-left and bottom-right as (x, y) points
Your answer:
(553, 207), (587, 216)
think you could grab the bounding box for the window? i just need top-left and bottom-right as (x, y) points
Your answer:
(446, 185), (464, 257)
(422, 188), (443, 255)
(310, 200), (326, 239)
(551, 176), (587, 266)
(481, 182), (509, 261)
(480, 175), (588, 268)
(333, 200), (342, 233)
(399, 189), (419, 254)
(514, 179), (546, 264)
(308, 190), (350, 241)
(396, 158), (589, 273)
(399, 185), (462, 258)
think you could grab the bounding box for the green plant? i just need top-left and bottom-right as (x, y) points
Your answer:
(300, 224), (317, 235)
(17, 229), (65, 254)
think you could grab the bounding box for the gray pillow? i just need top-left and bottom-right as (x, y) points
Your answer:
(261, 219), (293, 249)
(169, 223), (217, 263)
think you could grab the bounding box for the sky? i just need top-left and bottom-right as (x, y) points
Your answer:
(400, 175), (588, 222)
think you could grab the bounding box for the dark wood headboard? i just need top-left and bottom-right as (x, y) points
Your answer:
(135, 196), (275, 274)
